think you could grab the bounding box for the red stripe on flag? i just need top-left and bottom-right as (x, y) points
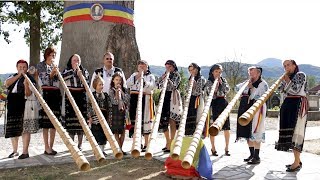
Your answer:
(63, 14), (92, 24)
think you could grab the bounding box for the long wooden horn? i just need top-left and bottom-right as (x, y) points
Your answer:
(77, 70), (123, 159)
(238, 73), (285, 126)
(209, 80), (249, 136)
(181, 78), (219, 169)
(131, 71), (144, 158)
(145, 72), (170, 160)
(55, 66), (105, 163)
(171, 76), (194, 160)
(22, 73), (90, 171)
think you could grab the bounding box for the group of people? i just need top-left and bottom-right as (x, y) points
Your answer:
(4, 47), (308, 172)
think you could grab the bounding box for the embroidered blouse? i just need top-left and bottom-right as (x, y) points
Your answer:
(190, 76), (206, 96)
(205, 77), (230, 99)
(157, 71), (181, 92)
(127, 72), (156, 95)
(278, 72), (308, 97)
(62, 67), (90, 88)
(36, 61), (59, 87)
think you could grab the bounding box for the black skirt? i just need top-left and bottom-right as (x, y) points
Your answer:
(211, 97), (230, 131)
(5, 93), (25, 138)
(236, 96), (254, 140)
(111, 105), (125, 134)
(275, 97), (302, 152)
(65, 90), (87, 135)
(91, 123), (107, 145)
(39, 89), (61, 129)
(129, 93), (146, 132)
(159, 91), (171, 132)
(185, 95), (198, 135)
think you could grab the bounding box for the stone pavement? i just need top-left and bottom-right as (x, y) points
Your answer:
(1, 117), (320, 179)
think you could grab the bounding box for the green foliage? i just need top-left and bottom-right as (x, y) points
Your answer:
(0, 1), (63, 50)
(271, 106), (280, 111)
(152, 89), (161, 106)
(307, 75), (317, 89)
(178, 67), (189, 102)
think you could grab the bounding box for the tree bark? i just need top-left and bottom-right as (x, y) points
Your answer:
(59, 1), (140, 78)
(29, 2), (41, 67)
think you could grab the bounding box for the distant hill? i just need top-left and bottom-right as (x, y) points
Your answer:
(1, 61), (319, 83)
(257, 58), (282, 68)
(150, 62), (320, 82)
(0, 73), (11, 84)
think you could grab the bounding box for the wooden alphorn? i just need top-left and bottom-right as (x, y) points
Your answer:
(77, 70), (123, 159)
(131, 71), (144, 158)
(22, 73), (90, 171)
(171, 76), (194, 160)
(209, 80), (249, 136)
(238, 74), (285, 126)
(145, 72), (170, 160)
(56, 66), (105, 163)
(181, 78), (219, 169)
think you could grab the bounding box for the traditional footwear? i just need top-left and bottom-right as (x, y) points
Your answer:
(162, 147), (168, 151)
(122, 151), (128, 155)
(51, 149), (57, 155)
(225, 150), (230, 156)
(141, 146), (147, 152)
(8, 152), (19, 158)
(44, 151), (56, 155)
(247, 158), (261, 164)
(164, 149), (170, 153)
(286, 162), (302, 168)
(286, 164), (301, 172)
(244, 156), (253, 162)
(211, 150), (218, 156)
(18, 154), (29, 159)
(103, 152), (107, 156)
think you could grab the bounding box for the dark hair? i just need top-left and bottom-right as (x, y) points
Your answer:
(208, 64), (222, 82)
(165, 60), (178, 71)
(16, 59), (28, 68)
(188, 63), (201, 80)
(283, 59), (299, 74)
(44, 46), (57, 61)
(110, 72), (125, 92)
(67, 54), (84, 71)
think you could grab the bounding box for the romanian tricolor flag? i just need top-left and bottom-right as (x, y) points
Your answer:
(63, 3), (134, 26)
(165, 137), (212, 179)
(0, 91), (7, 100)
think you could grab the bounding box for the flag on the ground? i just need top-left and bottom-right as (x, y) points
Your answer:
(165, 137), (212, 179)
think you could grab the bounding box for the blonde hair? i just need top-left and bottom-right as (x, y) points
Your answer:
(92, 75), (104, 90)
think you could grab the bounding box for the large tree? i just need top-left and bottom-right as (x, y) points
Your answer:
(0, 1), (63, 66)
(59, 1), (140, 78)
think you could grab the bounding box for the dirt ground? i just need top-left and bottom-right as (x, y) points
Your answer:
(0, 158), (171, 180)
(0, 141), (319, 180)
(0, 117), (319, 179)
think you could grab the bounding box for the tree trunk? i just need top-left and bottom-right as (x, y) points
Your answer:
(29, 2), (41, 67)
(59, 1), (140, 79)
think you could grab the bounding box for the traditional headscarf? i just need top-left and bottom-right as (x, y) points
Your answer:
(283, 59), (299, 80)
(248, 66), (263, 88)
(67, 54), (84, 71)
(138, 60), (151, 75)
(188, 63), (201, 81)
(208, 64), (223, 82)
(165, 60), (178, 72)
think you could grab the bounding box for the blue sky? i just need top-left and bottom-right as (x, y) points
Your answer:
(1, 0), (320, 73)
